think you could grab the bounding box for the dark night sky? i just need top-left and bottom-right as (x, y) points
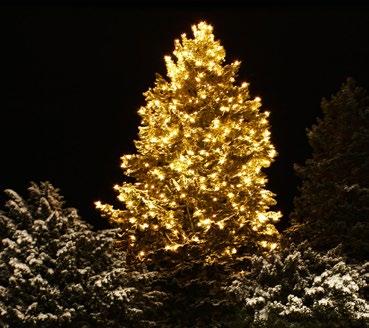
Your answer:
(1, 4), (369, 230)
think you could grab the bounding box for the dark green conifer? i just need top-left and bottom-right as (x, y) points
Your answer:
(289, 78), (369, 261)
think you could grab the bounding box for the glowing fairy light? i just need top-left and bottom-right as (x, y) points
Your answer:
(96, 21), (280, 261)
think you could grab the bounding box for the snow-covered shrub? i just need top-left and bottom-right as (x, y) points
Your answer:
(0, 182), (165, 327)
(226, 243), (369, 327)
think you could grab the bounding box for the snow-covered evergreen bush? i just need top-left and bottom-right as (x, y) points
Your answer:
(0, 182), (165, 327)
(226, 244), (369, 327)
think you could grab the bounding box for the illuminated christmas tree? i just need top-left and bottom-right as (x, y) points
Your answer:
(96, 22), (281, 262)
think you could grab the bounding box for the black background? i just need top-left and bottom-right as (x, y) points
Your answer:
(1, 4), (369, 229)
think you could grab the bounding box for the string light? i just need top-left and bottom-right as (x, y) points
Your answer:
(96, 21), (281, 262)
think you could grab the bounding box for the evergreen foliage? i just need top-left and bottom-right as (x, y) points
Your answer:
(0, 182), (165, 327)
(2, 22), (369, 328)
(143, 246), (251, 327)
(289, 78), (369, 261)
(226, 244), (369, 327)
(96, 21), (280, 263)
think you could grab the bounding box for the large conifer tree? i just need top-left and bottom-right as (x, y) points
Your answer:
(289, 78), (369, 261)
(96, 22), (280, 262)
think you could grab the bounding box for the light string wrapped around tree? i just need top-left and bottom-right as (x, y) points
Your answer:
(96, 22), (281, 262)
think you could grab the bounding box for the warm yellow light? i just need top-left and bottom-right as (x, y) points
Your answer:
(270, 243), (277, 250)
(257, 213), (267, 223)
(198, 218), (212, 227)
(187, 149), (195, 155)
(213, 118), (220, 128)
(165, 244), (180, 251)
(227, 192), (235, 198)
(269, 149), (277, 157)
(260, 241), (268, 248)
(96, 21), (280, 262)
(139, 223), (149, 230)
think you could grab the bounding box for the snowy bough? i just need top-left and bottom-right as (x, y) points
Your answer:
(225, 243), (369, 327)
(0, 182), (165, 327)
